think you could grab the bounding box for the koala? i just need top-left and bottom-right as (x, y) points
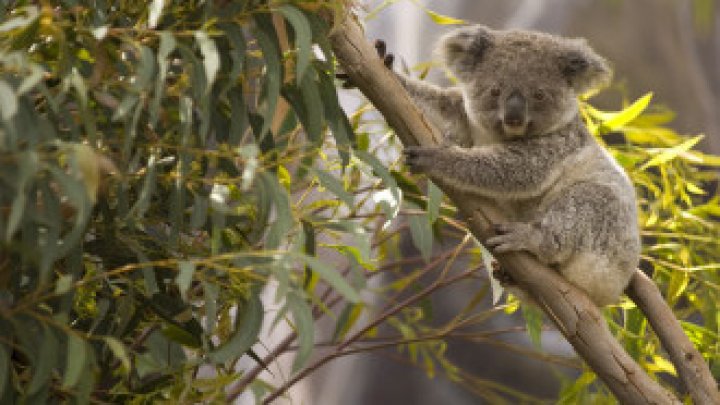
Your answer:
(392, 25), (641, 307)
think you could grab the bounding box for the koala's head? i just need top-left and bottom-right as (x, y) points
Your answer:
(438, 25), (611, 139)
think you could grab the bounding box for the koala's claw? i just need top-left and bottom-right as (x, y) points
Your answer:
(486, 222), (536, 254)
(338, 39), (395, 88)
(374, 40), (395, 69)
(403, 146), (437, 173)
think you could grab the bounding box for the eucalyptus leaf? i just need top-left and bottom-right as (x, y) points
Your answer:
(407, 202), (433, 262)
(312, 168), (354, 207)
(252, 14), (283, 141)
(208, 291), (263, 364)
(27, 325), (57, 395)
(427, 180), (443, 223)
(195, 31), (220, 92)
(176, 261), (196, 300)
(295, 254), (361, 303)
(278, 5), (313, 84)
(288, 292), (314, 371)
(62, 334), (87, 389)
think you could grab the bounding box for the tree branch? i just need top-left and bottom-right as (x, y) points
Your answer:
(328, 11), (718, 405)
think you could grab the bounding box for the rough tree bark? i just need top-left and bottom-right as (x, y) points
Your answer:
(328, 12), (719, 405)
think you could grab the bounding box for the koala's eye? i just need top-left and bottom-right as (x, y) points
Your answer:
(533, 90), (546, 101)
(489, 87), (501, 97)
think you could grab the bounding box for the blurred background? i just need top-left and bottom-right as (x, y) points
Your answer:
(298, 1), (720, 403)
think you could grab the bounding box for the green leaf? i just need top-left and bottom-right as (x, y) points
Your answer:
(62, 334), (87, 389)
(133, 45), (157, 91)
(407, 203), (433, 262)
(176, 261), (195, 300)
(220, 23), (246, 82)
(288, 292), (314, 371)
(0, 5), (38, 32)
(148, 0), (165, 28)
(195, 30), (220, 92)
(312, 168), (354, 207)
(0, 80), (17, 121)
(638, 135), (704, 171)
(317, 68), (354, 164)
(208, 292), (263, 364)
(424, 9), (466, 25)
(161, 324), (201, 348)
(27, 325), (57, 395)
(260, 172), (293, 249)
(104, 337), (131, 372)
(332, 303), (364, 342)
(253, 14), (283, 141)
(427, 180), (443, 223)
(6, 151), (38, 242)
(278, 4), (313, 84)
(295, 254), (361, 303)
(522, 305), (543, 349)
(600, 92), (653, 132)
(355, 150), (400, 204)
(150, 31), (176, 127)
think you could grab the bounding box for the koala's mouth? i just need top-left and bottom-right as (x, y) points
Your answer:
(496, 119), (530, 137)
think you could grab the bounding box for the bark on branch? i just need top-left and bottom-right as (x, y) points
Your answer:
(329, 12), (719, 405)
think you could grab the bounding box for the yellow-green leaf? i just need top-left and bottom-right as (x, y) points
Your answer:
(638, 135), (704, 171)
(425, 9), (466, 25)
(600, 92), (653, 132)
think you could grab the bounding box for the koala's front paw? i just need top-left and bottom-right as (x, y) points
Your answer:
(403, 146), (439, 173)
(337, 40), (394, 88)
(486, 222), (540, 254)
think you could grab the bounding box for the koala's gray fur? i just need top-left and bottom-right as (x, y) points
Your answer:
(400, 25), (640, 306)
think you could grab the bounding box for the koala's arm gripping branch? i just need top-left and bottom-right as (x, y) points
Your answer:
(329, 13), (717, 405)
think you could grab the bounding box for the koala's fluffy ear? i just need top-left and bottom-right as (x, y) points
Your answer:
(437, 25), (494, 81)
(558, 40), (612, 94)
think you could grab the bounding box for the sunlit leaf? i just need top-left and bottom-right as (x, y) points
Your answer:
(638, 135), (704, 171)
(599, 92), (653, 132)
(195, 30), (220, 91)
(0, 80), (17, 121)
(424, 9), (466, 25)
(148, 0), (165, 28)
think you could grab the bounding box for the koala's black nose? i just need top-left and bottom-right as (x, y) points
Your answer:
(503, 90), (527, 127)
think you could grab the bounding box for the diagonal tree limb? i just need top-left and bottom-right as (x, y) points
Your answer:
(329, 11), (718, 404)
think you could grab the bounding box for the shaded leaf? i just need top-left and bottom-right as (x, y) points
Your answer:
(176, 261), (196, 300)
(278, 4), (313, 83)
(288, 292), (314, 371)
(295, 254), (361, 303)
(208, 291), (263, 364)
(407, 203), (433, 262)
(62, 334), (87, 389)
